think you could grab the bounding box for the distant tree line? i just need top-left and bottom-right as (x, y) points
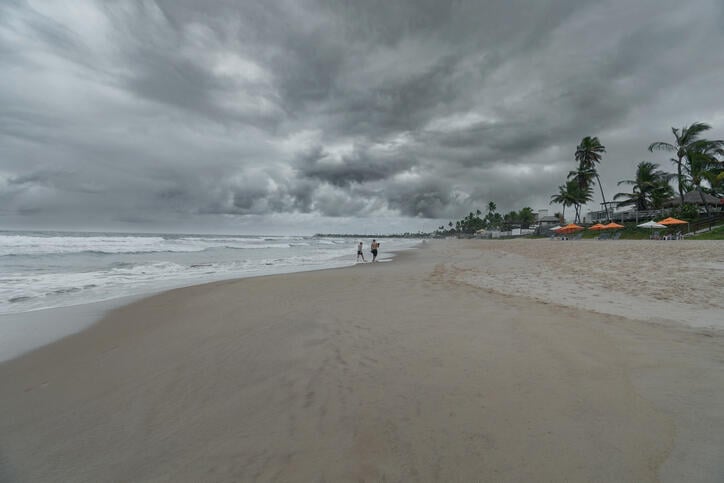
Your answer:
(435, 202), (536, 236)
(314, 232), (428, 238)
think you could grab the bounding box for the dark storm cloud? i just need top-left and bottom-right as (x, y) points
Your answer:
(295, 144), (416, 187)
(1, 0), (723, 233)
(385, 177), (456, 218)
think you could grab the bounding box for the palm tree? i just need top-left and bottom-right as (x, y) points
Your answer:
(551, 180), (591, 223)
(571, 181), (594, 223)
(572, 136), (608, 220)
(614, 161), (675, 211)
(490, 212), (502, 228)
(712, 171), (724, 196)
(484, 202), (497, 228)
(648, 122), (721, 205)
(685, 141), (724, 215)
(550, 185), (571, 222)
(567, 165), (595, 214)
(518, 207), (535, 228)
(650, 177), (676, 209)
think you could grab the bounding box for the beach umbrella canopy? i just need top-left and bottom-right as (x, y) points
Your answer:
(603, 222), (624, 229)
(588, 223), (606, 230)
(556, 223), (584, 234)
(637, 221), (666, 229)
(657, 217), (687, 226)
(547, 225), (562, 231)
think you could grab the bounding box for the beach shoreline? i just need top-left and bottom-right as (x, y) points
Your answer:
(1, 239), (722, 481)
(0, 244), (414, 363)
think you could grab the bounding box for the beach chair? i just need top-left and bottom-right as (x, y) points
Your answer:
(597, 232), (610, 240)
(611, 232), (622, 240)
(572, 233), (583, 240)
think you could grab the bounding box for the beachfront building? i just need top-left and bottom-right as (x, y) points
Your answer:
(537, 214), (562, 235)
(588, 190), (723, 224)
(587, 202), (617, 223)
(588, 206), (664, 224)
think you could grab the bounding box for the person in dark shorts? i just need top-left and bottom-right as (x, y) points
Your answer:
(370, 239), (379, 262)
(356, 242), (366, 262)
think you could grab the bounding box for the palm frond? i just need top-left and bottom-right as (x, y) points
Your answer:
(680, 122), (712, 144)
(648, 142), (674, 152)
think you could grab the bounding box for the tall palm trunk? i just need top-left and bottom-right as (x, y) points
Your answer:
(697, 187), (711, 216)
(676, 154), (685, 206)
(594, 174), (608, 221)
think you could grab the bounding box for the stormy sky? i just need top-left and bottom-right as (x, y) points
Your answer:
(2, 0), (723, 234)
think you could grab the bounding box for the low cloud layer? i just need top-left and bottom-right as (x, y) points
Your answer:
(1, 0), (723, 233)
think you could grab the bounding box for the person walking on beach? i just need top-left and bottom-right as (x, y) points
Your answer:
(370, 239), (380, 262)
(356, 242), (366, 262)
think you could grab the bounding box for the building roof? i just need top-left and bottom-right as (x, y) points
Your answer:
(664, 190), (721, 206)
(538, 215), (560, 222)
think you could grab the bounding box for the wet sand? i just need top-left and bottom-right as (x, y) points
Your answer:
(1, 240), (722, 481)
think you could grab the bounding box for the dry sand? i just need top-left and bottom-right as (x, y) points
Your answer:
(458, 239), (724, 329)
(1, 239), (723, 482)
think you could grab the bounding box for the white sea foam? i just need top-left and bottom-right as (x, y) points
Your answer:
(0, 234), (309, 256)
(0, 232), (420, 315)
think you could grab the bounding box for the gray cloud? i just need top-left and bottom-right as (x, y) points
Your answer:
(385, 177), (456, 218)
(1, 0), (723, 233)
(295, 144), (416, 187)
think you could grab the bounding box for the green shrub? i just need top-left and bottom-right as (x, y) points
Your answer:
(673, 203), (699, 221)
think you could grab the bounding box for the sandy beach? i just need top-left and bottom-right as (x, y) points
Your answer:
(1, 239), (723, 482)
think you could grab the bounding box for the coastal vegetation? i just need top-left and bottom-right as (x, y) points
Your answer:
(435, 205), (536, 236)
(550, 137), (606, 223)
(571, 136), (609, 220)
(613, 162), (675, 210)
(550, 180), (592, 223)
(648, 123), (724, 209)
(550, 122), (723, 225)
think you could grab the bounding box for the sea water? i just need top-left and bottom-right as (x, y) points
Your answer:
(0, 231), (419, 361)
(0, 231), (420, 315)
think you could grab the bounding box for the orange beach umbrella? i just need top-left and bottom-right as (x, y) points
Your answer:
(657, 217), (687, 226)
(603, 222), (624, 229)
(588, 223), (606, 230)
(555, 223), (584, 234)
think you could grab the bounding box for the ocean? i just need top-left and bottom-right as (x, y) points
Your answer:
(0, 230), (420, 315)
